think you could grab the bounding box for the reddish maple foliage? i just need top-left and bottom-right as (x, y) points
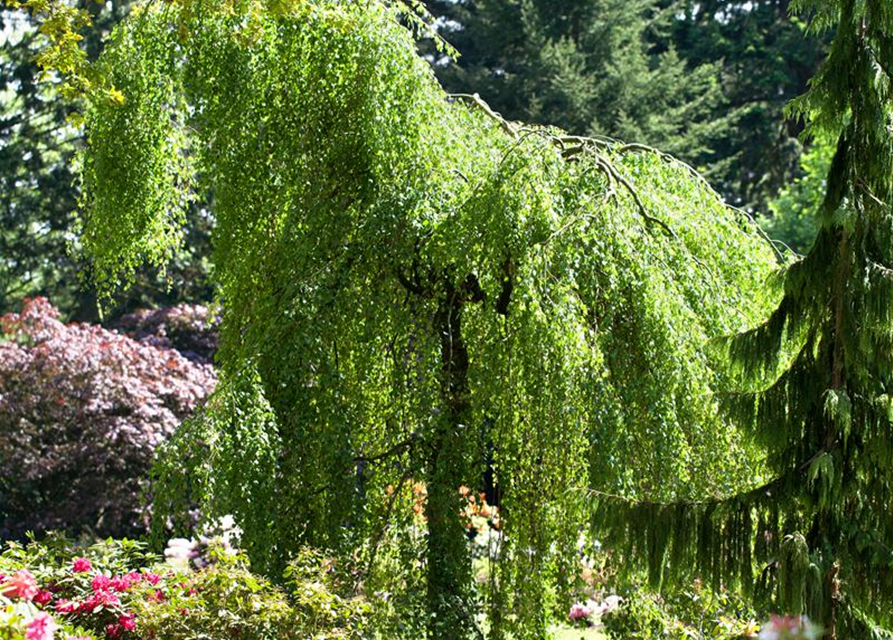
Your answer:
(112, 304), (220, 365)
(0, 298), (216, 539)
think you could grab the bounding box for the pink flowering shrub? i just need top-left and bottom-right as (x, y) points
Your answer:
(0, 298), (216, 539)
(0, 536), (370, 640)
(111, 304), (219, 366)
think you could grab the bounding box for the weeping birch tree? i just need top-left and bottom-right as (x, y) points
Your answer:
(34, 0), (780, 636)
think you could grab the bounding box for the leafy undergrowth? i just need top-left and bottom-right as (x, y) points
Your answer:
(0, 534), (369, 640)
(551, 624), (608, 640)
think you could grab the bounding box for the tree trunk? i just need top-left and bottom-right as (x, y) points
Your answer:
(426, 277), (475, 640)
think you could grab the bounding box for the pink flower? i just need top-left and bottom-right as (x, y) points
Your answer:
(34, 589), (54, 605)
(54, 599), (76, 614)
(125, 572), (142, 584)
(118, 612), (136, 632)
(72, 558), (92, 573)
(25, 612), (56, 640)
(149, 589), (164, 603)
(1, 569), (39, 601)
(92, 574), (111, 593)
(109, 576), (130, 592)
(568, 602), (593, 622)
(79, 590), (121, 614)
(106, 623), (122, 639)
(143, 573), (161, 586)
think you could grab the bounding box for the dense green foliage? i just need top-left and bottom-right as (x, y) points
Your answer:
(72, 0), (779, 637)
(425, 0), (828, 211)
(596, 1), (893, 637)
(0, 2), (213, 320)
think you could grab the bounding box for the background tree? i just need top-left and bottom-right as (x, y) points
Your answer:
(58, 0), (781, 637)
(667, 0), (828, 211)
(425, 0), (829, 213)
(0, 1), (213, 320)
(596, 1), (893, 637)
(762, 134), (832, 254)
(424, 0), (731, 179)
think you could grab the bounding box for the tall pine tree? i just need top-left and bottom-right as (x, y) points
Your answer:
(668, 0), (828, 211)
(425, 0), (730, 175)
(597, 1), (893, 637)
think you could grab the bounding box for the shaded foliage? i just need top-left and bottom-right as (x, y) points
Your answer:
(0, 298), (216, 539)
(761, 135), (832, 255)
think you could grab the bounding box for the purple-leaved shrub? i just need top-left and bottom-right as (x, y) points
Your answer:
(0, 298), (216, 539)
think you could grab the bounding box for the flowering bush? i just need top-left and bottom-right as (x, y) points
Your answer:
(0, 298), (216, 539)
(0, 536), (369, 640)
(111, 304), (219, 366)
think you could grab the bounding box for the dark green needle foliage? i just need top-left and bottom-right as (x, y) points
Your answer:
(595, 1), (893, 638)
(425, 0), (731, 185)
(75, 0), (776, 636)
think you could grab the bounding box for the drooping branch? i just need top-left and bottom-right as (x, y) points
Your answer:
(448, 93), (518, 139)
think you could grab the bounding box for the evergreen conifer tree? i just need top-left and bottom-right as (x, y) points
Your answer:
(596, 1), (893, 637)
(426, 0), (730, 174)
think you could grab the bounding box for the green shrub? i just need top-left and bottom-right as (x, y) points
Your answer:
(0, 535), (369, 640)
(602, 584), (760, 640)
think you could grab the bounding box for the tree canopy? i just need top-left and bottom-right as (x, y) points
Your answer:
(64, 0), (782, 636)
(425, 0), (829, 213)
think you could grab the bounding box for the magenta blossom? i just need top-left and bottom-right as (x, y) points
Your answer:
(25, 612), (56, 640)
(80, 590), (121, 613)
(72, 558), (92, 573)
(91, 574), (111, 593)
(110, 575), (131, 592)
(118, 612), (137, 632)
(54, 599), (76, 614)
